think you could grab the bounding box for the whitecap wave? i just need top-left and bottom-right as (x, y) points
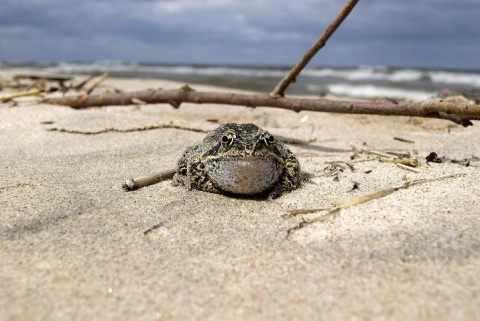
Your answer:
(303, 67), (425, 83)
(44, 62), (480, 88)
(429, 71), (480, 87)
(304, 67), (480, 87)
(322, 83), (435, 100)
(45, 61), (139, 74)
(45, 61), (287, 78)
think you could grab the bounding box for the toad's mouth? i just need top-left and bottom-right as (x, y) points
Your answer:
(206, 157), (283, 195)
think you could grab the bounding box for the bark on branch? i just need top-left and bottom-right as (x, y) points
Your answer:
(43, 87), (480, 126)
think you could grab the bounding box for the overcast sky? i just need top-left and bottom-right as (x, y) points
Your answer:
(1, 0), (479, 69)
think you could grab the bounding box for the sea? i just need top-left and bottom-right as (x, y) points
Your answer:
(2, 60), (480, 101)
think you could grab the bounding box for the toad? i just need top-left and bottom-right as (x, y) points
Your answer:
(173, 123), (300, 198)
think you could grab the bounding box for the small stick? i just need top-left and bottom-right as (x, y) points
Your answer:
(122, 169), (176, 191)
(0, 88), (46, 103)
(360, 148), (397, 159)
(143, 223), (164, 235)
(72, 74), (99, 91)
(382, 158), (420, 167)
(396, 163), (421, 173)
(13, 74), (72, 83)
(85, 72), (110, 94)
(270, 0), (359, 97)
(394, 137), (415, 143)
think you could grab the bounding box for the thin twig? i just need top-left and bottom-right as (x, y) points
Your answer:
(0, 88), (47, 103)
(270, 0), (359, 97)
(122, 169), (176, 191)
(85, 72), (110, 94)
(382, 158), (420, 167)
(46, 123), (211, 135)
(393, 137), (415, 144)
(396, 163), (421, 172)
(71, 74), (99, 91)
(360, 148), (397, 159)
(13, 74), (72, 83)
(143, 223), (164, 235)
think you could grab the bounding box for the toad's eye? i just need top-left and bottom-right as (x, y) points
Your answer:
(263, 133), (275, 144)
(221, 134), (234, 146)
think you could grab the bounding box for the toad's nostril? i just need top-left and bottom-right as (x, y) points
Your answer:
(245, 145), (255, 155)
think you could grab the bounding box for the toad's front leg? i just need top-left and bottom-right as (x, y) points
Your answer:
(268, 151), (301, 199)
(185, 155), (224, 195)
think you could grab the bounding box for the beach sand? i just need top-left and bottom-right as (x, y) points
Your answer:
(1, 68), (479, 320)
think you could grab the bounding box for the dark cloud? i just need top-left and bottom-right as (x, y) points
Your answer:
(0, 0), (479, 68)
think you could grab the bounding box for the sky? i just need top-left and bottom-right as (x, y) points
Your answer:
(0, 0), (479, 69)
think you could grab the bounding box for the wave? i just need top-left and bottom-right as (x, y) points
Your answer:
(303, 67), (480, 88)
(50, 62), (419, 81)
(45, 61), (287, 78)
(315, 83), (436, 100)
(44, 62), (480, 88)
(429, 71), (480, 87)
(303, 67), (426, 83)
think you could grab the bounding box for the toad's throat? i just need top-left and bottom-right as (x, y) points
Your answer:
(206, 157), (283, 195)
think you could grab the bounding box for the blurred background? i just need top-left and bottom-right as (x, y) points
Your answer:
(1, 0), (479, 100)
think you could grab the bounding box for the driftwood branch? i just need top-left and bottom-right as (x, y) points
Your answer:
(270, 0), (359, 97)
(43, 87), (480, 126)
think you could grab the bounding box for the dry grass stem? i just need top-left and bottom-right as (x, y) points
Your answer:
(360, 148), (397, 159)
(396, 164), (421, 172)
(287, 173), (465, 234)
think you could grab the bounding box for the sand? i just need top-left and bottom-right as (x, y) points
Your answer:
(1, 68), (479, 320)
